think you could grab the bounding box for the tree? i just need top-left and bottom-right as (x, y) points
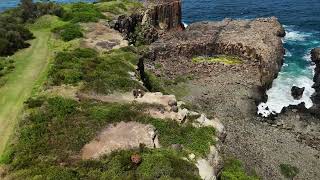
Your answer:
(20, 0), (35, 21)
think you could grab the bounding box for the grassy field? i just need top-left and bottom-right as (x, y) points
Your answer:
(0, 31), (52, 155)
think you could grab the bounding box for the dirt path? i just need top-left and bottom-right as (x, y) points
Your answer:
(0, 31), (51, 155)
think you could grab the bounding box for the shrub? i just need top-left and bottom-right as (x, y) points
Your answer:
(53, 23), (83, 41)
(221, 158), (259, 180)
(279, 164), (299, 179)
(63, 2), (105, 23)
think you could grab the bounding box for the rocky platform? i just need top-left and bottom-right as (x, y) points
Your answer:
(137, 16), (320, 179)
(144, 17), (285, 88)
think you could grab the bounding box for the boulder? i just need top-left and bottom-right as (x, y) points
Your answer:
(291, 86), (305, 100)
(81, 122), (159, 159)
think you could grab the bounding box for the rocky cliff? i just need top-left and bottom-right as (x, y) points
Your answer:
(310, 48), (320, 114)
(143, 17), (285, 89)
(113, 0), (183, 44)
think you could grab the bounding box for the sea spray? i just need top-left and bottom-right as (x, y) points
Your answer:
(258, 26), (319, 117)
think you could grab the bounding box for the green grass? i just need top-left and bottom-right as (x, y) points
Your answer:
(96, 0), (143, 15)
(2, 96), (214, 178)
(48, 47), (144, 94)
(221, 158), (260, 180)
(28, 15), (67, 31)
(0, 30), (52, 156)
(279, 164), (299, 179)
(192, 55), (242, 65)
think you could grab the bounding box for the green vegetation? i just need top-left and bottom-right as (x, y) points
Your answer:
(0, 0), (65, 56)
(144, 71), (192, 98)
(48, 47), (144, 94)
(279, 164), (299, 179)
(97, 0), (143, 15)
(1, 96), (214, 178)
(28, 15), (67, 31)
(221, 158), (259, 180)
(0, 30), (52, 155)
(52, 23), (83, 41)
(63, 2), (105, 23)
(192, 55), (242, 65)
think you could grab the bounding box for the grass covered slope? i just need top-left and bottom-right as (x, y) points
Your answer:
(1, 96), (213, 179)
(0, 30), (52, 155)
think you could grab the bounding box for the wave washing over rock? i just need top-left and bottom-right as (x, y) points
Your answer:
(258, 26), (320, 117)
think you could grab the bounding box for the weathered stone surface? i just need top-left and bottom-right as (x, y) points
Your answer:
(81, 122), (159, 159)
(291, 86), (305, 100)
(144, 17), (285, 88)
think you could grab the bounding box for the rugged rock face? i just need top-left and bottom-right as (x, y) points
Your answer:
(291, 86), (305, 100)
(144, 17), (285, 89)
(142, 0), (183, 31)
(311, 48), (320, 114)
(113, 0), (183, 44)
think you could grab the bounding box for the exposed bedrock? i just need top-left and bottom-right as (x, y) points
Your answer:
(144, 17), (285, 89)
(113, 0), (183, 44)
(310, 48), (320, 114)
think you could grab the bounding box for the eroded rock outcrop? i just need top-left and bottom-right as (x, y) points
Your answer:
(113, 0), (183, 44)
(311, 48), (320, 113)
(144, 17), (285, 89)
(291, 86), (305, 100)
(81, 121), (159, 159)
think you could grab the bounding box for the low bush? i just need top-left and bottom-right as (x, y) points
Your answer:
(49, 47), (143, 94)
(221, 158), (259, 180)
(52, 23), (83, 41)
(97, 0), (143, 15)
(279, 164), (299, 179)
(63, 2), (105, 23)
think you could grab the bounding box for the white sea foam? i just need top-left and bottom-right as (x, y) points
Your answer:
(257, 27), (316, 117)
(183, 22), (188, 28)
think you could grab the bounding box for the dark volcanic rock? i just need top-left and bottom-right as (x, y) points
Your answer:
(311, 48), (320, 115)
(113, 0), (183, 44)
(144, 17), (285, 89)
(291, 86), (305, 100)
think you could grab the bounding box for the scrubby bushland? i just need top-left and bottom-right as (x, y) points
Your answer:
(49, 48), (145, 94)
(0, 16), (34, 56)
(1, 96), (214, 179)
(62, 2), (105, 23)
(52, 23), (83, 41)
(0, 0), (65, 56)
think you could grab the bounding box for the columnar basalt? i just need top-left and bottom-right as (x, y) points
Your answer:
(113, 0), (183, 44)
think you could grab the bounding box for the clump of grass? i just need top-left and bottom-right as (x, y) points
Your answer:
(221, 158), (260, 180)
(4, 96), (214, 179)
(192, 55), (242, 65)
(279, 164), (299, 179)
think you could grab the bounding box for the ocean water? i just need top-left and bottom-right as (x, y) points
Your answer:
(0, 0), (95, 12)
(1, 0), (320, 116)
(182, 0), (320, 116)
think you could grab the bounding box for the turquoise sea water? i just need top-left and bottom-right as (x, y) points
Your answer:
(1, 0), (320, 115)
(182, 0), (320, 116)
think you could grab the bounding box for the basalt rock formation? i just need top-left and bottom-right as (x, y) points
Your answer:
(113, 0), (183, 44)
(291, 86), (305, 100)
(143, 17), (285, 89)
(311, 48), (320, 113)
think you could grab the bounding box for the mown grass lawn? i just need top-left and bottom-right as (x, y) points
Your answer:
(0, 30), (52, 155)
